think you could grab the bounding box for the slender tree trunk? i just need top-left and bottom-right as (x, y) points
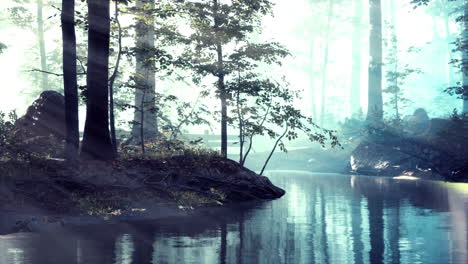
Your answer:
(367, 0), (383, 123)
(242, 102), (271, 165)
(390, 0), (399, 121)
(351, 0), (362, 115)
(320, 0), (334, 126)
(62, 0), (79, 160)
(214, 0), (228, 158)
(236, 88), (244, 164)
(462, 1), (468, 114)
(259, 123), (288, 176)
(444, 15), (455, 86)
(81, 0), (114, 160)
(310, 39), (317, 121)
(132, 0), (158, 143)
(37, 0), (48, 91)
(394, 94), (400, 120)
(140, 88), (146, 153)
(219, 70), (228, 158)
(109, 1), (123, 157)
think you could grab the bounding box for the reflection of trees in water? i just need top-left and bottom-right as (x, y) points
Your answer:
(447, 187), (468, 264)
(351, 193), (364, 264)
(220, 221), (227, 264)
(368, 197), (384, 264)
(385, 199), (401, 264)
(319, 186), (330, 264)
(1, 173), (466, 264)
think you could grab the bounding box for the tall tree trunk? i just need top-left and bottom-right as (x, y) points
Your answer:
(132, 0), (158, 143)
(214, 0), (228, 158)
(218, 51), (228, 158)
(390, 0), (399, 120)
(350, 0), (362, 115)
(61, 0), (79, 160)
(462, 1), (468, 114)
(109, 1), (123, 157)
(367, 0), (383, 123)
(310, 39), (317, 121)
(444, 15), (455, 86)
(236, 86), (244, 164)
(81, 0), (114, 160)
(37, 0), (48, 91)
(320, 0), (334, 126)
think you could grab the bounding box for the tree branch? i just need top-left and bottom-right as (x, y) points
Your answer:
(27, 68), (86, 77)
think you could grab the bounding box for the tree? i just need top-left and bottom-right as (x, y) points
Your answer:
(320, 0), (334, 125)
(229, 76), (340, 174)
(131, 0), (158, 143)
(383, 42), (421, 122)
(61, 0), (79, 159)
(309, 39), (318, 121)
(425, 0), (461, 86)
(80, 0), (114, 160)
(0, 42), (6, 54)
(462, 0), (468, 113)
(109, 0), (125, 156)
(412, 0), (467, 114)
(36, 0), (48, 91)
(8, 0), (57, 94)
(181, 0), (277, 158)
(367, 0), (383, 123)
(350, 0), (363, 115)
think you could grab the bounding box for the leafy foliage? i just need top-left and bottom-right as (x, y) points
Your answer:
(383, 28), (422, 122)
(0, 42), (6, 54)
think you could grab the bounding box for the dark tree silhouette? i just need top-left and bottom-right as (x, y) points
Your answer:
(81, 0), (114, 160)
(61, 0), (79, 159)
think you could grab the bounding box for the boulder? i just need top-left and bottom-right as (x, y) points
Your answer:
(14, 91), (65, 139)
(406, 108), (430, 135)
(350, 139), (455, 179)
(9, 91), (65, 157)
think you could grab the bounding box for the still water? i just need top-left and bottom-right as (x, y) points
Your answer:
(1, 171), (467, 264)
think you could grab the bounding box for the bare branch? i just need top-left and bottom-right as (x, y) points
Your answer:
(27, 68), (86, 77)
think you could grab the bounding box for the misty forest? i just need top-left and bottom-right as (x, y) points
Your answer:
(0, 0), (467, 263)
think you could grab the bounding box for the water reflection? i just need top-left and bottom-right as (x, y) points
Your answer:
(0, 172), (467, 264)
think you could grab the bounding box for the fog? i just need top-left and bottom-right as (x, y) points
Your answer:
(0, 0), (463, 151)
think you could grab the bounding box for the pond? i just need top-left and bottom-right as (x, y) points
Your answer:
(0, 171), (467, 264)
